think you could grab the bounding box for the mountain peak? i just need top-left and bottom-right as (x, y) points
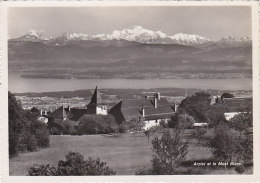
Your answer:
(93, 26), (167, 43)
(170, 33), (212, 45)
(18, 29), (49, 41)
(221, 36), (251, 42)
(59, 32), (89, 40)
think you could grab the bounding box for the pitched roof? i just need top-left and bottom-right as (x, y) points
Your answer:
(120, 98), (170, 108)
(88, 86), (103, 106)
(69, 108), (88, 121)
(223, 98), (252, 112)
(110, 98), (175, 122)
(48, 106), (68, 119)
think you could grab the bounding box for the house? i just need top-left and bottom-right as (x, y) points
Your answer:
(212, 97), (252, 121)
(48, 87), (107, 123)
(30, 107), (48, 123)
(109, 93), (175, 130)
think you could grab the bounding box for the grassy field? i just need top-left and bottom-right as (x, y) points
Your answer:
(9, 129), (244, 175)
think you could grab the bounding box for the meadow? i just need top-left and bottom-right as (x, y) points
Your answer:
(9, 130), (241, 175)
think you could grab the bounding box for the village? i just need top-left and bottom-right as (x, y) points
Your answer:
(16, 86), (252, 131)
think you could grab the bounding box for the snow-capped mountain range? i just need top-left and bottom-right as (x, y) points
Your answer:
(10, 26), (251, 46)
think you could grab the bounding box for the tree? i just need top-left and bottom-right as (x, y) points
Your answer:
(228, 113), (252, 132)
(221, 92), (234, 99)
(178, 92), (211, 122)
(137, 129), (188, 175)
(168, 112), (195, 129)
(8, 91), (49, 157)
(28, 152), (116, 176)
(210, 124), (245, 163)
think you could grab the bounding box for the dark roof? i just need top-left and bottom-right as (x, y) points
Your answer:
(109, 98), (175, 122)
(145, 113), (174, 121)
(223, 98), (252, 112)
(119, 98), (170, 109)
(69, 108), (88, 121)
(48, 106), (68, 119)
(88, 86), (103, 106)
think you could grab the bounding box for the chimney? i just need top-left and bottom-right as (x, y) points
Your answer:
(154, 93), (160, 100)
(157, 93), (160, 100)
(68, 105), (71, 111)
(44, 111), (47, 115)
(142, 105), (145, 117)
(174, 104), (178, 112)
(154, 97), (157, 109)
(40, 109), (43, 116)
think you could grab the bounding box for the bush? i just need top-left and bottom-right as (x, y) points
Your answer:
(193, 128), (207, 142)
(28, 152), (116, 176)
(77, 115), (118, 135)
(28, 164), (57, 176)
(235, 166), (245, 174)
(168, 112), (194, 129)
(63, 120), (77, 135)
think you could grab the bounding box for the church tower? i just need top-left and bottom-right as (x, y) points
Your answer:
(87, 86), (107, 115)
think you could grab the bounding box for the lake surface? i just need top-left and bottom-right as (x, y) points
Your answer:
(8, 73), (252, 93)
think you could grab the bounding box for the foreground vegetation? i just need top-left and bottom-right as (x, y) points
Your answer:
(28, 152), (115, 176)
(9, 91), (253, 175)
(9, 92), (50, 157)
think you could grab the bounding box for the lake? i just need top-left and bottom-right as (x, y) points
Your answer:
(8, 73), (252, 93)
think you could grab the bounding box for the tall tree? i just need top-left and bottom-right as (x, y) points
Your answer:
(178, 92), (211, 122)
(137, 129), (188, 175)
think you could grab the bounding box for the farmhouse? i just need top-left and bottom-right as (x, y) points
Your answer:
(212, 96), (252, 121)
(109, 93), (175, 130)
(48, 87), (108, 122)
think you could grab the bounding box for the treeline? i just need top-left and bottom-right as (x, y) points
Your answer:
(9, 91), (50, 157)
(48, 114), (145, 135)
(48, 115), (120, 135)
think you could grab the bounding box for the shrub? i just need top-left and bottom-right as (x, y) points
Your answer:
(25, 134), (38, 152)
(235, 166), (245, 174)
(47, 121), (66, 135)
(63, 120), (77, 135)
(28, 164), (57, 176)
(77, 115), (118, 135)
(28, 152), (116, 176)
(168, 112), (194, 129)
(193, 128), (207, 142)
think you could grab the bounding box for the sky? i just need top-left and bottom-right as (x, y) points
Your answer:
(8, 6), (252, 39)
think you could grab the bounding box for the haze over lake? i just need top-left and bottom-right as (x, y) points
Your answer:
(9, 73), (252, 93)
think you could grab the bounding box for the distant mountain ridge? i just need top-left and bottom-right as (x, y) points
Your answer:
(8, 26), (252, 80)
(10, 26), (251, 46)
